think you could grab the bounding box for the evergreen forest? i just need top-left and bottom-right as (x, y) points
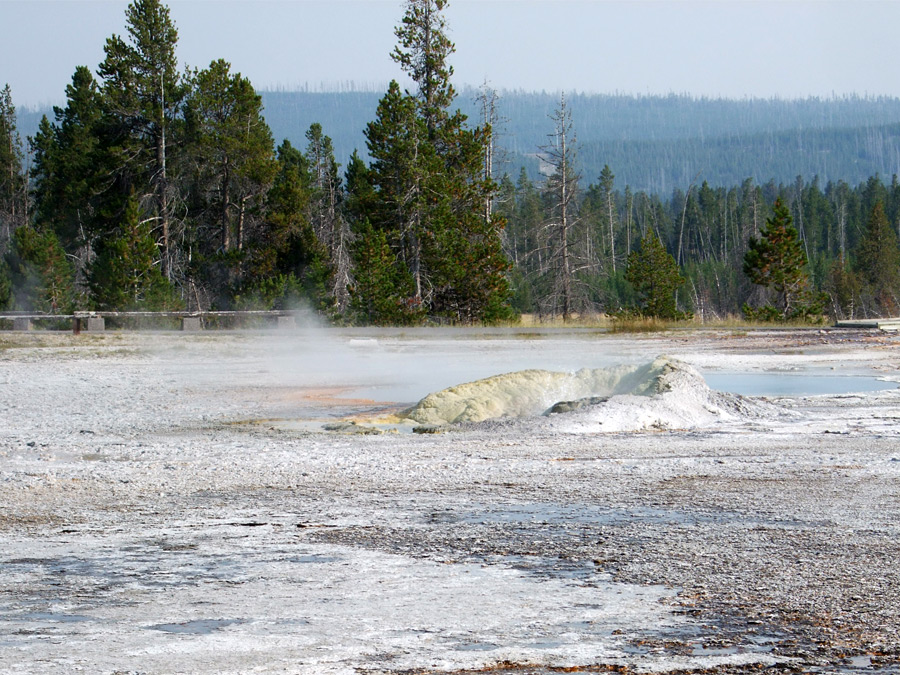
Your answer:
(2, 0), (900, 324)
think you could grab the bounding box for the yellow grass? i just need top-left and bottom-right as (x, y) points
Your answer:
(513, 312), (829, 333)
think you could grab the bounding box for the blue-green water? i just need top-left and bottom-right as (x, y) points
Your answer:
(704, 373), (897, 396)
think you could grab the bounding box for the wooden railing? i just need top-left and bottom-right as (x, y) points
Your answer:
(834, 318), (900, 331)
(0, 310), (301, 333)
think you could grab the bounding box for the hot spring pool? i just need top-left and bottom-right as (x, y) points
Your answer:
(703, 372), (898, 396)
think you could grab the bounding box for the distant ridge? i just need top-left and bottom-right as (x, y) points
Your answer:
(19, 90), (900, 193)
(257, 90), (900, 192)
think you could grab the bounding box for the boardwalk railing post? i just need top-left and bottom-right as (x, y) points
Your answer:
(276, 315), (296, 330)
(181, 316), (202, 331)
(85, 316), (105, 332)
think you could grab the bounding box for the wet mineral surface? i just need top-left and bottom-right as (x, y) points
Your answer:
(0, 328), (898, 674)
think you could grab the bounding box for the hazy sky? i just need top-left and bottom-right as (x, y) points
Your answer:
(4, 0), (900, 109)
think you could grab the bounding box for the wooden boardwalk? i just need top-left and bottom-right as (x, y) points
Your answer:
(0, 310), (299, 332)
(834, 318), (900, 331)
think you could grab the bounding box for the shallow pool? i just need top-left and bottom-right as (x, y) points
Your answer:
(704, 372), (898, 396)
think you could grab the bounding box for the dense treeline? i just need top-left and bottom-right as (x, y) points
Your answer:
(497, 163), (900, 320)
(2, 0), (900, 324)
(0, 0), (509, 324)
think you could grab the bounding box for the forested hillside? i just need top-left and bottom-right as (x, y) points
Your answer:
(19, 90), (900, 193)
(255, 90), (900, 192)
(578, 124), (900, 195)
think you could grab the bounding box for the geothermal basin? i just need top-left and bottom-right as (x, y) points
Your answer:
(1, 326), (899, 674)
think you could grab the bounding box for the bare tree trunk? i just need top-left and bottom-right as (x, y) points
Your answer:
(560, 133), (570, 321)
(220, 164), (231, 251)
(237, 196), (247, 251)
(331, 216), (352, 312)
(3, 117), (15, 248)
(625, 187), (633, 255)
(606, 188), (616, 274)
(794, 176), (810, 261)
(478, 82), (500, 224)
(410, 131), (423, 302)
(158, 71), (171, 280)
(677, 173), (700, 267)
(553, 97), (577, 320)
(839, 199), (847, 257)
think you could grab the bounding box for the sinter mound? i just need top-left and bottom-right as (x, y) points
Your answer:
(402, 356), (769, 431)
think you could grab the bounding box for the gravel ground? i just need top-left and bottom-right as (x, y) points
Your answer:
(0, 327), (899, 674)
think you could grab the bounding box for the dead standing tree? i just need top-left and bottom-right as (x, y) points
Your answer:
(535, 95), (595, 321)
(306, 123), (353, 312)
(476, 80), (510, 222)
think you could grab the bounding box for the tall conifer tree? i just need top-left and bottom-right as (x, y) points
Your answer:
(598, 165), (618, 273)
(743, 197), (823, 319)
(854, 201), (900, 315)
(184, 59), (276, 255)
(98, 0), (182, 280)
(352, 0), (510, 323)
(624, 232), (686, 319)
(90, 191), (177, 310)
(392, 0), (455, 135)
(7, 227), (76, 313)
(30, 66), (104, 266)
(0, 85), (26, 251)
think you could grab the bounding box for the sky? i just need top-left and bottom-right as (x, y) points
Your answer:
(4, 0), (900, 109)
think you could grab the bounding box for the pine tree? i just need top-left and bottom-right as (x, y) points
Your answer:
(253, 139), (333, 311)
(391, 0), (455, 135)
(183, 59), (276, 257)
(426, 113), (512, 323)
(90, 192), (177, 310)
(853, 201), (900, 315)
(0, 84), (26, 255)
(346, 150), (424, 323)
(0, 85), (31, 311)
(363, 80), (429, 304)
(97, 0), (183, 280)
(598, 164), (617, 273)
(262, 140), (310, 279)
(351, 0), (510, 324)
(30, 66), (104, 292)
(344, 150), (376, 227)
(743, 197), (823, 320)
(349, 219), (423, 325)
(7, 226), (76, 313)
(624, 232), (686, 319)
